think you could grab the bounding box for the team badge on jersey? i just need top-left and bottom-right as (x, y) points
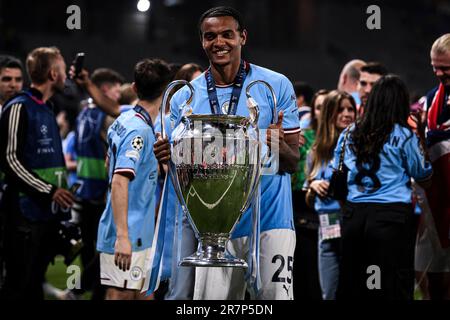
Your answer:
(130, 266), (143, 281)
(131, 136), (144, 151)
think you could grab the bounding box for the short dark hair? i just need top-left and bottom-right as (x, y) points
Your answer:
(174, 63), (203, 82)
(168, 62), (183, 81)
(198, 6), (245, 39)
(0, 55), (23, 73)
(360, 62), (388, 77)
(293, 81), (314, 106)
(91, 68), (124, 88)
(134, 58), (171, 101)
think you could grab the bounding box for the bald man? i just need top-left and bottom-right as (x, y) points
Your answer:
(337, 59), (366, 105)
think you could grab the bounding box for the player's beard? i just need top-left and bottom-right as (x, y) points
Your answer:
(53, 79), (66, 93)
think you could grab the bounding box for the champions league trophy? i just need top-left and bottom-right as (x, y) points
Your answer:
(159, 80), (277, 268)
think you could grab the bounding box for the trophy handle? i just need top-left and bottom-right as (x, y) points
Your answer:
(245, 79), (278, 125)
(158, 80), (200, 237)
(159, 80), (195, 139)
(241, 80), (278, 213)
(245, 79), (278, 185)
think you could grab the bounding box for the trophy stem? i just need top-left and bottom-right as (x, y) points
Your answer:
(179, 233), (248, 268)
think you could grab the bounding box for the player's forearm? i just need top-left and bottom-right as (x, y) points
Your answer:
(111, 174), (130, 238)
(278, 141), (300, 174)
(86, 80), (120, 118)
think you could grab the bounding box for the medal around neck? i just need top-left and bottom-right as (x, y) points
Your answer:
(159, 80), (277, 268)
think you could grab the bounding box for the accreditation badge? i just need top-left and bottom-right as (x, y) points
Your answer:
(319, 212), (341, 240)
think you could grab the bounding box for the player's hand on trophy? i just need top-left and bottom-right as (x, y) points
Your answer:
(154, 132), (171, 164)
(266, 111), (285, 149)
(114, 236), (132, 271)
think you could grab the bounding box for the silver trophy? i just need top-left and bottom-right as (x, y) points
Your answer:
(159, 80), (277, 268)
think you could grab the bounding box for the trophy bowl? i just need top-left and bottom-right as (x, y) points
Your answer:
(170, 114), (260, 268)
(159, 79), (276, 268)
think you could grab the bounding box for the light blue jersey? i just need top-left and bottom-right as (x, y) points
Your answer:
(170, 64), (300, 237)
(97, 108), (158, 254)
(62, 131), (77, 188)
(334, 124), (433, 203)
(304, 153), (340, 213)
(154, 114), (183, 279)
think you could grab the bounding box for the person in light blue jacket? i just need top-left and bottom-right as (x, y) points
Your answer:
(335, 75), (433, 300)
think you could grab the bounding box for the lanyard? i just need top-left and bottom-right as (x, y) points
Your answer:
(205, 60), (249, 115)
(134, 105), (155, 135)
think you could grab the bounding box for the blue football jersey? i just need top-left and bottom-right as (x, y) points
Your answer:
(334, 124), (433, 203)
(97, 109), (158, 253)
(169, 64), (300, 237)
(63, 131), (77, 188)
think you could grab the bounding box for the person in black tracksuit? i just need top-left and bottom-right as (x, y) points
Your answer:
(0, 47), (74, 300)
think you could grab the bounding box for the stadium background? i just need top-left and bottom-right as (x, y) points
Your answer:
(0, 0), (448, 299)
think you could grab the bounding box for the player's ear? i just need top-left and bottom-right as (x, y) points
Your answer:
(48, 66), (57, 82)
(240, 29), (247, 46)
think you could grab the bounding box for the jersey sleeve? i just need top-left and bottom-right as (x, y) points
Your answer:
(169, 94), (180, 131)
(113, 128), (148, 180)
(65, 132), (77, 159)
(169, 86), (191, 130)
(277, 76), (301, 135)
(402, 133), (433, 181)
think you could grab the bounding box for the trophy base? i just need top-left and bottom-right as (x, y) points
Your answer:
(179, 234), (248, 268)
(179, 252), (248, 268)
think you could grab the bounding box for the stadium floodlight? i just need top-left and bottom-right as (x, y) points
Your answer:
(137, 0), (151, 12)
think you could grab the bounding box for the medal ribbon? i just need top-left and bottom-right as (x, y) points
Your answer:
(205, 60), (249, 115)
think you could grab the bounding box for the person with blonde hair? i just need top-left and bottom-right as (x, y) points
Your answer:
(0, 47), (74, 299)
(415, 33), (450, 300)
(304, 90), (356, 299)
